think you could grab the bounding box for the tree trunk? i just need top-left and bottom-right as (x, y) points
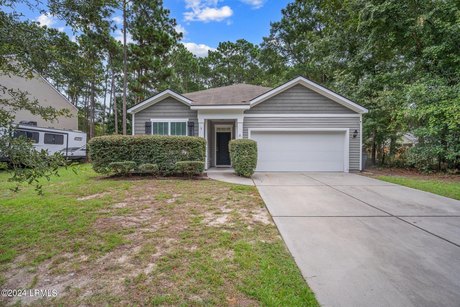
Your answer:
(102, 65), (109, 134)
(371, 132), (377, 165)
(89, 81), (95, 139)
(380, 144), (386, 165)
(122, 0), (128, 135)
(84, 94), (89, 137)
(111, 68), (118, 135)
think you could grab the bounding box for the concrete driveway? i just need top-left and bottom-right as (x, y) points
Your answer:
(254, 172), (460, 307)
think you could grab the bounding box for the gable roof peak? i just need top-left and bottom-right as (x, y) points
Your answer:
(250, 76), (368, 114)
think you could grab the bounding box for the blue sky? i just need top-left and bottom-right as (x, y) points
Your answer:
(9, 0), (290, 57)
(165, 0), (290, 56)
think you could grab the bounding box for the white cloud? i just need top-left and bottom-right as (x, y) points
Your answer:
(183, 42), (215, 57)
(240, 0), (265, 9)
(36, 13), (56, 27)
(175, 24), (187, 36)
(36, 13), (68, 32)
(114, 29), (133, 44)
(112, 16), (123, 25)
(184, 0), (233, 22)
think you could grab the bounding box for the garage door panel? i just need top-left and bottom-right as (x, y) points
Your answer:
(251, 131), (346, 172)
(258, 152), (343, 163)
(257, 161), (343, 172)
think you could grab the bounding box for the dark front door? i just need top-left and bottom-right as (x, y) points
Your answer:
(216, 132), (231, 165)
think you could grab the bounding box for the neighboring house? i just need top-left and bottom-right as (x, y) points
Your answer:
(128, 76), (368, 172)
(0, 72), (78, 130)
(400, 133), (418, 147)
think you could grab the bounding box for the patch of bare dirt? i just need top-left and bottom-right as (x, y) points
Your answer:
(77, 192), (109, 201)
(111, 202), (128, 208)
(203, 212), (230, 226)
(249, 206), (271, 225)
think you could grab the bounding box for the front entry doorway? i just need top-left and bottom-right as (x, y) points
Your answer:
(215, 126), (232, 166)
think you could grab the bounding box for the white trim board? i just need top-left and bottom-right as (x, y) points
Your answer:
(128, 90), (192, 114)
(247, 128), (350, 172)
(149, 118), (189, 122)
(359, 114), (363, 171)
(197, 109), (245, 123)
(191, 105), (250, 110)
(249, 76), (368, 114)
(244, 114), (360, 118)
(131, 113), (135, 135)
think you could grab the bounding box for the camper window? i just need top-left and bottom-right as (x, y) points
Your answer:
(44, 133), (64, 145)
(14, 130), (39, 143)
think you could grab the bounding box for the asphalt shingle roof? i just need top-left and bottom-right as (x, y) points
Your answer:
(182, 84), (272, 105)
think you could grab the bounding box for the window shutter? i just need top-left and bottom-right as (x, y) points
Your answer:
(145, 122), (152, 134)
(188, 121), (194, 136)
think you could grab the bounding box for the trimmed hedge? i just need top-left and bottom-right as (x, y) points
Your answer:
(109, 161), (136, 176)
(138, 163), (159, 175)
(175, 161), (204, 177)
(88, 135), (206, 175)
(229, 139), (257, 177)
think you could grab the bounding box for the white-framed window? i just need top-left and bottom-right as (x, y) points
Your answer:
(151, 119), (188, 136)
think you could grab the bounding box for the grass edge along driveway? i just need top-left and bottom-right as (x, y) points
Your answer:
(376, 175), (460, 201)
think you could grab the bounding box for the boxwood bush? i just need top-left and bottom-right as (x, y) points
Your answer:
(138, 163), (159, 175)
(229, 139), (257, 177)
(109, 161), (136, 176)
(88, 135), (205, 175)
(175, 161), (205, 177)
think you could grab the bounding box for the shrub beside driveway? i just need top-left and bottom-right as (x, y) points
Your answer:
(0, 164), (317, 306)
(229, 139), (258, 177)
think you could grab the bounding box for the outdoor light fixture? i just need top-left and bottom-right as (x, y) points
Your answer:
(352, 129), (358, 138)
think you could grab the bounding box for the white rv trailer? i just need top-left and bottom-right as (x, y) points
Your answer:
(11, 123), (87, 160)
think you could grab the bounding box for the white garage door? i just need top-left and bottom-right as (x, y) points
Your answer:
(250, 130), (346, 172)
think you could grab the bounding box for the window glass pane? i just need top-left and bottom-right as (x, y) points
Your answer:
(14, 130), (39, 143)
(152, 122), (168, 135)
(162, 122), (168, 135)
(171, 122), (186, 136)
(44, 133), (64, 145)
(29, 132), (39, 143)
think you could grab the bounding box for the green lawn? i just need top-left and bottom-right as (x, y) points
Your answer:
(0, 164), (317, 306)
(377, 176), (460, 200)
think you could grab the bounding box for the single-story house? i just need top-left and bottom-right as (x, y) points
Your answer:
(128, 76), (368, 172)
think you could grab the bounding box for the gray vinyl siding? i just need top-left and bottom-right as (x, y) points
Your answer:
(133, 97), (198, 135)
(243, 117), (361, 171)
(245, 84), (355, 114)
